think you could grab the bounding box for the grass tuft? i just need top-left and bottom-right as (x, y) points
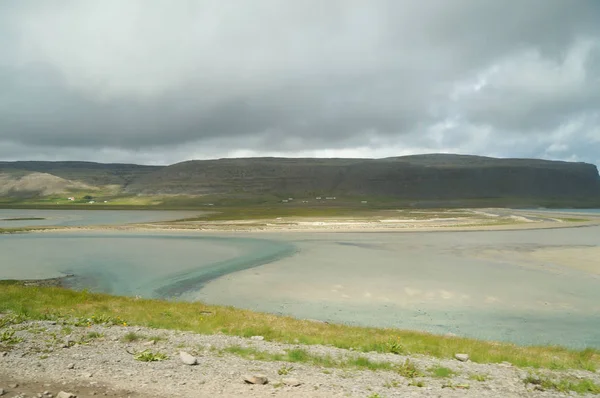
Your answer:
(429, 365), (455, 378)
(133, 350), (167, 362)
(469, 373), (489, 382)
(122, 331), (143, 342)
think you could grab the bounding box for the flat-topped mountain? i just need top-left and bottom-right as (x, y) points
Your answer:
(1, 154), (599, 206)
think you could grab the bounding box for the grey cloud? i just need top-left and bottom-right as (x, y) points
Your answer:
(0, 0), (599, 165)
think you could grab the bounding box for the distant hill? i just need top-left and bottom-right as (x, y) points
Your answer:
(1, 154), (599, 206)
(0, 161), (159, 186)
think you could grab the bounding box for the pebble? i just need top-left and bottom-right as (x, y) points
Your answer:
(66, 363), (75, 370)
(454, 353), (470, 362)
(8, 384), (18, 389)
(282, 378), (302, 387)
(56, 393), (75, 398)
(243, 375), (268, 385)
(250, 336), (265, 341)
(0, 388), (4, 396)
(0, 352), (7, 357)
(179, 351), (198, 366)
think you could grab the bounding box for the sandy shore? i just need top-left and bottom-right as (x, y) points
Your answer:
(3, 208), (599, 235)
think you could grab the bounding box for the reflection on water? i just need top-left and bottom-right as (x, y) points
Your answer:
(1, 224), (599, 348)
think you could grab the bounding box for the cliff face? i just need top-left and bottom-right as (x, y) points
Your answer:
(123, 154), (600, 202)
(1, 154), (599, 205)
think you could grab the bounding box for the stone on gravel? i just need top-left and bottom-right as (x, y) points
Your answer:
(179, 351), (198, 366)
(454, 353), (470, 362)
(8, 384), (18, 389)
(66, 363), (75, 370)
(243, 374), (268, 385)
(250, 336), (264, 341)
(0, 388), (4, 396)
(0, 352), (7, 357)
(282, 378), (302, 387)
(56, 392), (76, 398)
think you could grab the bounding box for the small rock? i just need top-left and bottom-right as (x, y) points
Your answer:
(67, 363), (75, 370)
(0, 388), (5, 396)
(499, 361), (512, 368)
(142, 340), (156, 346)
(179, 351), (198, 366)
(56, 393), (76, 398)
(282, 378), (302, 387)
(454, 353), (470, 362)
(8, 384), (18, 389)
(250, 336), (264, 341)
(0, 352), (7, 357)
(84, 373), (93, 378)
(243, 375), (268, 385)
(43, 392), (50, 396)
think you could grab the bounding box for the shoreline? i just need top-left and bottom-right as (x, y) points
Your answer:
(2, 207), (599, 235)
(5, 218), (599, 235)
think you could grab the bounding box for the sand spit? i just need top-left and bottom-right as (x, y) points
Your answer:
(5, 209), (599, 235)
(1, 320), (599, 397)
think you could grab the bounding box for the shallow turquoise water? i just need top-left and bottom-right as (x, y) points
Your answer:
(0, 232), (295, 297)
(1, 222), (599, 349)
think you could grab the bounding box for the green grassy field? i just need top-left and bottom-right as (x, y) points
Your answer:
(2, 192), (600, 211)
(0, 281), (598, 372)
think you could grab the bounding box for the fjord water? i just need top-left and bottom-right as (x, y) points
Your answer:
(0, 209), (203, 228)
(1, 211), (599, 349)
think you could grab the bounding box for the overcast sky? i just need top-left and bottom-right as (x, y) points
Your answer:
(1, 1), (599, 165)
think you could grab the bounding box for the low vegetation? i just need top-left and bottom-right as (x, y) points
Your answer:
(133, 349), (168, 362)
(0, 282), (598, 372)
(469, 373), (489, 382)
(225, 346), (395, 372)
(429, 365), (455, 378)
(523, 373), (600, 395)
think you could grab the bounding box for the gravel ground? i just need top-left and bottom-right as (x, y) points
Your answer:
(1, 320), (599, 398)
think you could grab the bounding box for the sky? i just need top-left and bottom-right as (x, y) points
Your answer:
(1, 1), (599, 166)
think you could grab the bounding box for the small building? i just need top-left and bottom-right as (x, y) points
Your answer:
(67, 197), (75, 201)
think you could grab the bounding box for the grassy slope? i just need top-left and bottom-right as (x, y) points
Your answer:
(0, 282), (598, 372)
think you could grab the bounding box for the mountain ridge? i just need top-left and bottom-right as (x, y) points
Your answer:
(1, 154), (599, 206)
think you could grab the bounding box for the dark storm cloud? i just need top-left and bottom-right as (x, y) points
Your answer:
(0, 0), (599, 164)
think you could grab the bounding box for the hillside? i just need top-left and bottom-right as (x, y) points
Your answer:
(1, 154), (600, 206)
(0, 161), (159, 188)
(124, 154), (600, 202)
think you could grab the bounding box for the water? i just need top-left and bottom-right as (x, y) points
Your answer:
(0, 209), (203, 228)
(0, 231), (295, 297)
(1, 214), (599, 348)
(192, 227), (600, 349)
(527, 208), (600, 215)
